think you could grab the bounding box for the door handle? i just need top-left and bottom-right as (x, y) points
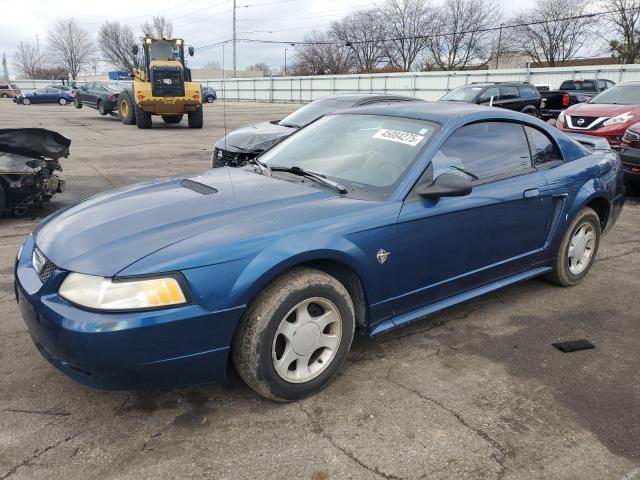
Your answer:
(523, 188), (540, 198)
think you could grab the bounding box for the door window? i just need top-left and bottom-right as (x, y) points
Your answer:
(525, 126), (562, 166)
(478, 87), (499, 103)
(431, 122), (532, 181)
(498, 86), (519, 100)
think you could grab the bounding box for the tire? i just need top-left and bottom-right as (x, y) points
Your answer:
(0, 181), (6, 216)
(233, 267), (356, 401)
(97, 100), (107, 115)
(188, 106), (203, 128)
(118, 91), (136, 125)
(135, 103), (152, 129)
(59, 97), (68, 105)
(625, 179), (640, 196)
(523, 107), (539, 118)
(22, 98), (30, 105)
(74, 97), (82, 109)
(206, 96), (214, 103)
(161, 114), (183, 124)
(1, 93), (8, 98)
(546, 207), (601, 287)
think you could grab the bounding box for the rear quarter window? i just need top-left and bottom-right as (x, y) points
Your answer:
(524, 126), (563, 166)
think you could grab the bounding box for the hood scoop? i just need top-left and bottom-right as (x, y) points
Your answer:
(180, 179), (218, 195)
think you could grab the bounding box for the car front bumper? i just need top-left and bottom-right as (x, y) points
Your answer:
(619, 146), (640, 181)
(556, 121), (627, 148)
(14, 235), (244, 390)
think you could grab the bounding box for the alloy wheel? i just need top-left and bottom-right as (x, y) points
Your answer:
(568, 222), (596, 275)
(271, 297), (342, 383)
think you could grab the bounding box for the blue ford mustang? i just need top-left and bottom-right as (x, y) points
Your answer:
(15, 102), (625, 401)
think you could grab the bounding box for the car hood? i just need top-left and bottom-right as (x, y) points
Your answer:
(213, 121), (295, 153)
(566, 103), (640, 117)
(34, 167), (345, 277)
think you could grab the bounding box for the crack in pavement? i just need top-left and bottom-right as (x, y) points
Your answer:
(1, 408), (71, 417)
(385, 372), (508, 480)
(596, 247), (640, 263)
(0, 430), (84, 480)
(298, 403), (404, 480)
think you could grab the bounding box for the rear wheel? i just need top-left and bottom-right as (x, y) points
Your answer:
(118, 91), (136, 125)
(74, 97), (82, 109)
(135, 104), (152, 129)
(1, 93), (8, 98)
(22, 98), (30, 105)
(97, 100), (107, 115)
(546, 207), (601, 287)
(206, 96), (214, 103)
(233, 267), (355, 401)
(161, 114), (183, 124)
(523, 106), (539, 118)
(188, 106), (203, 128)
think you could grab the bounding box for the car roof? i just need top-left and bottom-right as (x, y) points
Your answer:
(318, 93), (421, 103)
(335, 100), (502, 123)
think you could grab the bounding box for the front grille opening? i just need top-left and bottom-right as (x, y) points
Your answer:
(150, 66), (185, 97)
(212, 147), (257, 168)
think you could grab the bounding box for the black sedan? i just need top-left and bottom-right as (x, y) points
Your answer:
(203, 86), (217, 103)
(211, 93), (420, 167)
(74, 82), (127, 115)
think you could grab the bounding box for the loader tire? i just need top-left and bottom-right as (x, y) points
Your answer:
(118, 91), (136, 125)
(188, 106), (203, 128)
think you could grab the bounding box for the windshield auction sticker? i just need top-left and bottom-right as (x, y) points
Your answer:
(373, 129), (425, 146)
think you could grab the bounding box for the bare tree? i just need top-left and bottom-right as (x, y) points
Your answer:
(13, 42), (42, 79)
(427, 0), (498, 70)
(603, 0), (640, 63)
(509, 0), (597, 66)
(292, 31), (353, 75)
(142, 16), (174, 38)
(331, 10), (386, 72)
(203, 60), (221, 70)
(47, 18), (95, 79)
(381, 0), (438, 71)
(98, 21), (140, 73)
(247, 62), (272, 76)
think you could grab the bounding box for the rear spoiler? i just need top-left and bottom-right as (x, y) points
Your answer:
(567, 133), (611, 151)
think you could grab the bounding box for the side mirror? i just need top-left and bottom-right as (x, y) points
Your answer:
(188, 46), (195, 57)
(132, 45), (139, 56)
(417, 172), (472, 199)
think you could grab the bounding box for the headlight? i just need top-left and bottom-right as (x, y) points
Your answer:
(603, 112), (634, 126)
(558, 111), (565, 124)
(59, 273), (187, 311)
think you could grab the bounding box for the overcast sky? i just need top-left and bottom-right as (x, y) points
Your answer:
(0, 0), (536, 77)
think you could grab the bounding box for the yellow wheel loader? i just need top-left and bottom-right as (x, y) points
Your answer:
(118, 37), (203, 129)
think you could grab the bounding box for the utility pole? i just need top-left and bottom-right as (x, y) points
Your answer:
(232, 0), (237, 78)
(284, 48), (288, 76)
(495, 24), (503, 70)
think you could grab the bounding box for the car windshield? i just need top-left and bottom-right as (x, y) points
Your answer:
(441, 85), (484, 102)
(589, 85), (640, 104)
(279, 98), (355, 128)
(260, 114), (438, 194)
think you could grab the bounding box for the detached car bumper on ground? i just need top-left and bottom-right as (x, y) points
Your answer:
(15, 102), (625, 401)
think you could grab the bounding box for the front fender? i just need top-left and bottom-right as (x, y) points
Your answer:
(229, 231), (372, 307)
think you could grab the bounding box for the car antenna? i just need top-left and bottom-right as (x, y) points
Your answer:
(222, 42), (227, 150)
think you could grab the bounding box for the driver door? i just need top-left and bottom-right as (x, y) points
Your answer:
(392, 121), (556, 317)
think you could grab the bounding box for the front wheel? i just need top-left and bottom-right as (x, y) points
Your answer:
(233, 267), (355, 401)
(97, 100), (107, 115)
(22, 98), (30, 105)
(1, 93), (8, 98)
(118, 91), (136, 125)
(206, 96), (214, 103)
(546, 207), (601, 287)
(59, 97), (68, 105)
(74, 98), (82, 109)
(187, 106), (203, 128)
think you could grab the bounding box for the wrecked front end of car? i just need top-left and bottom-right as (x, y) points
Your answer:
(0, 128), (69, 216)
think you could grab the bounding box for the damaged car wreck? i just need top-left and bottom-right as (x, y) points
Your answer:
(0, 128), (67, 216)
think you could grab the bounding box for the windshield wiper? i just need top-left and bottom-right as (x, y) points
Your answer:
(270, 165), (348, 194)
(448, 165), (479, 180)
